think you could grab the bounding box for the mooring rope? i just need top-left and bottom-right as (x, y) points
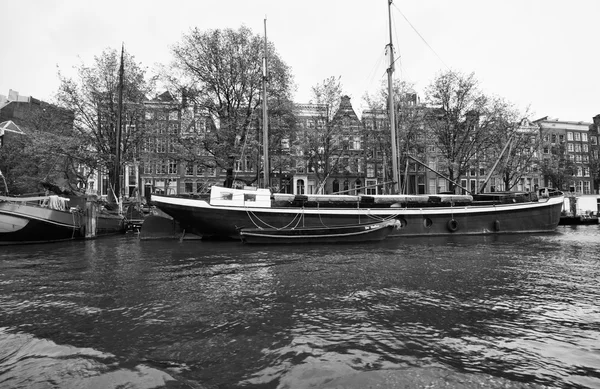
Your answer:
(245, 208), (303, 230)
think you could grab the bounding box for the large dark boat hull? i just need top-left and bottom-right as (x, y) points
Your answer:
(151, 190), (564, 240)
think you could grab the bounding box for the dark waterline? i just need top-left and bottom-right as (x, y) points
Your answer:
(1, 226), (599, 388)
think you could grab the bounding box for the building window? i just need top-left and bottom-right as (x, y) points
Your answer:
(582, 133), (588, 142)
(185, 163), (194, 176)
(583, 181), (591, 194)
(567, 143), (574, 152)
(567, 132), (573, 141)
(307, 180), (316, 195)
(429, 178), (437, 194)
(296, 179), (305, 195)
(143, 161), (153, 175)
(157, 139), (167, 153)
(143, 138), (153, 152)
(342, 137), (349, 150)
(428, 159), (437, 171)
(438, 180), (447, 193)
(158, 160), (167, 174)
(245, 155), (254, 172)
(169, 111), (178, 121)
(145, 111), (154, 120)
(355, 179), (362, 195)
(418, 175), (426, 194)
(168, 139), (177, 153)
(184, 182), (194, 193)
(366, 179), (377, 195)
(574, 132), (581, 141)
(367, 163), (375, 177)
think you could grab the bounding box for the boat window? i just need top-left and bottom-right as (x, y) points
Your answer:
(221, 192), (233, 200)
(244, 194), (256, 202)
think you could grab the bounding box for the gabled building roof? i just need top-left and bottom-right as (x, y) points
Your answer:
(333, 95), (360, 123)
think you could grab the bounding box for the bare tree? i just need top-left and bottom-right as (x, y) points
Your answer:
(424, 70), (516, 193)
(363, 79), (428, 194)
(299, 76), (344, 192)
(493, 114), (542, 191)
(163, 26), (294, 185)
(541, 141), (576, 190)
(56, 47), (154, 198)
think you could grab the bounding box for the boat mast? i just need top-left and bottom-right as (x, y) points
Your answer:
(387, 0), (399, 194)
(114, 43), (124, 203)
(262, 18), (270, 189)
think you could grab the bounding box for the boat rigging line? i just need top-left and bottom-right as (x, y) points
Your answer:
(391, 2), (451, 71)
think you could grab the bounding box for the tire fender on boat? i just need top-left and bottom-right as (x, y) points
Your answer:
(494, 219), (500, 232)
(447, 219), (458, 232)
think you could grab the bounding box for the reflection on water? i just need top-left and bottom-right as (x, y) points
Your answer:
(0, 328), (177, 389)
(0, 225), (599, 388)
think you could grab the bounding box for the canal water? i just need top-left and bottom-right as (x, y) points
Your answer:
(0, 226), (599, 389)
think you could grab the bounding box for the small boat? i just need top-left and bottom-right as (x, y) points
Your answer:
(239, 219), (400, 244)
(0, 194), (85, 245)
(559, 214), (599, 225)
(124, 202), (146, 232)
(0, 194), (126, 245)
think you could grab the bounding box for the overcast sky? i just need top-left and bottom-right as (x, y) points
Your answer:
(1, 0), (599, 122)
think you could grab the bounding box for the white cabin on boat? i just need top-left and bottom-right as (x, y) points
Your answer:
(209, 186), (271, 208)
